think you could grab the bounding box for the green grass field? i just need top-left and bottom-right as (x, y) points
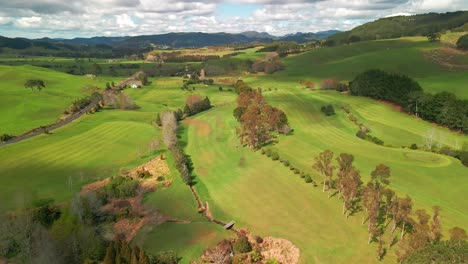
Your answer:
(275, 37), (468, 98)
(0, 65), (111, 135)
(183, 86), (467, 263)
(0, 35), (467, 263)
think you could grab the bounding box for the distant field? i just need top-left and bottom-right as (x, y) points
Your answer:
(276, 37), (468, 98)
(0, 65), (111, 135)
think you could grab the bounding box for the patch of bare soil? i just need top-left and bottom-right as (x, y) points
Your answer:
(127, 155), (171, 190)
(377, 100), (404, 112)
(81, 178), (110, 194)
(260, 237), (300, 264)
(183, 118), (212, 137)
(423, 47), (468, 71)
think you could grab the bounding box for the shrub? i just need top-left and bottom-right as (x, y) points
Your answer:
(321, 105), (335, 116)
(459, 151), (468, 167)
(336, 83), (349, 92)
(137, 170), (151, 179)
(260, 149), (266, 155)
(410, 143), (418, 150)
(251, 251), (263, 262)
(456, 34), (468, 50)
(271, 152), (280, 161)
(0, 134), (15, 142)
(300, 171), (306, 178)
(233, 236), (252, 254)
(304, 175), (313, 183)
(156, 176), (165, 182)
(356, 130), (367, 139)
(349, 114), (357, 123)
(294, 168), (300, 174)
(265, 149), (272, 157)
(282, 160), (290, 167)
(219, 86), (223, 91)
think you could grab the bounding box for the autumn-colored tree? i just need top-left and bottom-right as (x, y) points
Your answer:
(449, 227), (467, 241)
(383, 188), (395, 222)
(391, 195), (413, 239)
(313, 150), (335, 194)
(341, 167), (362, 218)
(362, 182), (381, 243)
(396, 209), (432, 262)
(336, 153), (354, 198)
(431, 206), (442, 242)
(234, 89), (289, 149)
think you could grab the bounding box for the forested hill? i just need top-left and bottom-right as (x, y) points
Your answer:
(329, 11), (468, 44)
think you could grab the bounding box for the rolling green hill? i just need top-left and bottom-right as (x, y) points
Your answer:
(329, 11), (468, 44)
(0, 65), (111, 135)
(273, 37), (468, 98)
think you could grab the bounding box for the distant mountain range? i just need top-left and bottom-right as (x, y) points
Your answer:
(0, 30), (340, 57)
(36, 30), (340, 48)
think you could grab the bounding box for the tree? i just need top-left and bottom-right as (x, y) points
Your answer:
(91, 63), (102, 75)
(233, 236), (252, 254)
(391, 196), (413, 239)
(24, 79), (45, 92)
(456, 34), (468, 50)
(313, 150), (335, 194)
(402, 240), (468, 264)
(426, 32), (441, 42)
(431, 206), (442, 242)
(449, 227), (467, 241)
(138, 72), (149, 86)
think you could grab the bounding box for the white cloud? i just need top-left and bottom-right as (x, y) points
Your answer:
(0, 0), (467, 38)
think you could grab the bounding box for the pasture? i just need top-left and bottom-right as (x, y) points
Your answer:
(276, 37), (468, 98)
(0, 65), (110, 135)
(0, 34), (467, 263)
(184, 85), (467, 262)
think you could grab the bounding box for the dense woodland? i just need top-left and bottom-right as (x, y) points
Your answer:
(349, 69), (468, 134)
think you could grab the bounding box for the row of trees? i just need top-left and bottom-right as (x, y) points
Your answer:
(183, 94), (212, 116)
(233, 83), (290, 149)
(349, 69), (468, 133)
(159, 111), (194, 185)
(312, 150), (467, 261)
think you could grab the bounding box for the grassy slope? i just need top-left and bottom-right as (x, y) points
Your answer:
(275, 37), (468, 98)
(185, 86), (467, 263)
(0, 77), (231, 262)
(0, 65), (110, 135)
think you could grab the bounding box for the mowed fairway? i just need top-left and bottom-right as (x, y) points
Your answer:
(0, 65), (111, 135)
(0, 112), (157, 211)
(185, 85), (467, 263)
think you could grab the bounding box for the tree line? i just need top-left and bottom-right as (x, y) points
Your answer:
(349, 69), (468, 134)
(233, 81), (291, 149)
(156, 95), (213, 185)
(311, 150), (467, 261)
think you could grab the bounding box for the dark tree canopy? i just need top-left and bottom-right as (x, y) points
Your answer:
(456, 34), (468, 50)
(24, 79), (46, 91)
(350, 69), (468, 133)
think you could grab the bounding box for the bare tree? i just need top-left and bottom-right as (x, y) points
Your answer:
(423, 128), (436, 150)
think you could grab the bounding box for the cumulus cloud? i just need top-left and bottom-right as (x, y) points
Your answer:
(0, 0), (467, 38)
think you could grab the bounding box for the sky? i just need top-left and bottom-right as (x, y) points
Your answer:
(0, 0), (467, 38)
